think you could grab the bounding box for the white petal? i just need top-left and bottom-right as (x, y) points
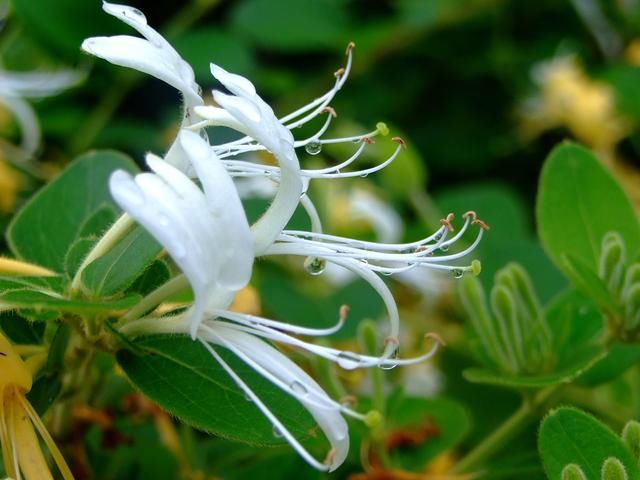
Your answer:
(212, 90), (261, 123)
(192, 105), (245, 132)
(210, 63), (256, 97)
(82, 36), (201, 107)
(0, 96), (39, 155)
(0, 70), (83, 98)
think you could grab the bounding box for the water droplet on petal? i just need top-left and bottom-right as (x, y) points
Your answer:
(244, 393), (253, 402)
(439, 244), (449, 252)
(304, 256), (326, 276)
(305, 140), (322, 155)
(360, 172), (369, 178)
(379, 346), (399, 370)
(290, 380), (309, 396)
(452, 268), (464, 279)
(272, 425), (284, 438)
(337, 352), (361, 370)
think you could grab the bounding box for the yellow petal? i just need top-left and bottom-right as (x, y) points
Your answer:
(0, 334), (32, 392)
(11, 391), (53, 480)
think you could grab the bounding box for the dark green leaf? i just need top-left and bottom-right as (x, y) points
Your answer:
(0, 311), (44, 344)
(7, 151), (137, 273)
(117, 335), (316, 445)
(127, 260), (171, 296)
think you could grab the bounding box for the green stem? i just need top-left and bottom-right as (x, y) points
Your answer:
(68, 0), (221, 155)
(450, 386), (559, 475)
(117, 274), (190, 327)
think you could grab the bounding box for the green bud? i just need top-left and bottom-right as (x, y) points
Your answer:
(622, 420), (640, 461)
(561, 464), (587, 480)
(459, 276), (511, 372)
(601, 457), (628, 480)
(471, 259), (482, 276)
(599, 232), (626, 295)
(376, 122), (389, 136)
(622, 263), (640, 303)
(624, 284), (640, 331)
(491, 285), (523, 370)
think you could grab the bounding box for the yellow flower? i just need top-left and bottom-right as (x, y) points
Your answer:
(0, 333), (74, 480)
(0, 157), (22, 214)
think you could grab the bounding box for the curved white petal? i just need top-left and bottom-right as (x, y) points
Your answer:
(200, 324), (348, 471)
(210, 63), (256, 97)
(0, 96), (40, 155)
(83, 2), (201, 108)
(0, 70), (83, 98)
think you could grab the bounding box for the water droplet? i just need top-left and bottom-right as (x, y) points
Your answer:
(352, 138), (360, 143)
(244, 393), (253, 402)
(337, 352), (361, 370)
(272, 425), (284, 438)
(158, 214), (170, 227)
(264, 170), (272, 176)
(381, 271), (393, 277)
(439, 244), (449, 252)
(434, 233), (442, 241)
(290, 380), (309, 396)
(304, 256), (326, 276)
(380, 346), (399, 371)
(452, 269), (464, 279)
(305, 140), (322, 155)
(360, 172), (369, 178)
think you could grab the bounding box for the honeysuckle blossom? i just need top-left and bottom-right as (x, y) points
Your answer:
(0, 332), (74, 480)
(0, 68), (82, 156)
(87, 2), (486, 471)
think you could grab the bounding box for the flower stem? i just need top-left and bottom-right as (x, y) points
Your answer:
(68, 0), (221, 155)
(450, 386), (559, 475)
(69, 214), (134, 295)
(0, 257), (56, 277)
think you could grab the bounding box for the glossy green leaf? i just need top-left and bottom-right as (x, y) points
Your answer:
(537, 142), (640, 283)
(539, 407), (640, 480)
(82, 226), (162, 297)
(0, 311), (44, 344)
(7, 150), (137, 273)
(116, 335), (315, 445)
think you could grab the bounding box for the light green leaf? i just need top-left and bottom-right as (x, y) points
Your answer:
(539, 407), (640, 480)
(536, 142), (640, 283)
(116, 335), (316, 445)
(7, 151), (137, 273)
(82, 226), (162, 297)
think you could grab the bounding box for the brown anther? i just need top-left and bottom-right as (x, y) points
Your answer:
(361, 136), (375, 145)
(384, 335), (399, 346)
(415, 246), (428, 253)
(463, 210), (477, 221)
(323, 448), (336, 466)
(472, 219), (490, 230)
(340, 395), (358, 406)
(334, 67), (345, 78)
(339, 304), (350, 321)
(424, 332), (446, 347)
(322, 106), (337, 118)
(391, 136), (407, 150)
(345, 41), (356, 55)
(439, 214), (454, 232)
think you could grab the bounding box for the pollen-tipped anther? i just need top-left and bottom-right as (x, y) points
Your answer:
(425, 332), (446, 347)
(323, 448), (337, 467)
(472, 219), (490, 230)
(322, 106), (337, 118)
(340, 395), (358, 406)
(339, 304), (350, 322)
(463, 211), (477, 221)
(440, 213), (455, 232)
(392, 136), (407, 150)
(345, 42), (356, 55)
(362, 136), (375, 145)
(384, 335), (399, 346)
(334, 67), (346, 78)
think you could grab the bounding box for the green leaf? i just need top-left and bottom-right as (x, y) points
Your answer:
(127, 260), (171, 296)
(27, 374), (62, 416)
(116, 335), (316, 445)
(539, 407), (640, 480)
(387, 395), (470, 470)
(579, 344), (640, 386)
(7, 151), (137, 273)
(82, 226), (162, 297)
(231, 0), (348, 51)
(537, 142), (640, 283)
(0, 276), (140, 314)
(0, 311), (44, 344)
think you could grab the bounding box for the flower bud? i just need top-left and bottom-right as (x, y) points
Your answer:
(561, 463), (587, 480)
(601, 457), (628, 480)
(622, 420), (640, 462)
(491, 285), (523, 370)
(599, 232), (626, 296)
(624, 284), (640, 331)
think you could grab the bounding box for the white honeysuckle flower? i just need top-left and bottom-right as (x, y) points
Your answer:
(0, 69), (83, 155)
(81, 2), (203, 112)
(110, 130), (253, 337)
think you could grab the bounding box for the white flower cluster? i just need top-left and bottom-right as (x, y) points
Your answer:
(83, 2), (486, 471)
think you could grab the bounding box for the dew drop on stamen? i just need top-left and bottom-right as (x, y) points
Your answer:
(272, 425), (284, 438)
(452, 268), (464, 279)
(304, 256), (326, 276)
(360, 172), (369, 178)
(337, 352), (361, 370)
(244, 393), (253, 402)
(305, 140), (322, 155)
(440, 244), (449, 252)
(379, 346), (399, 370)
